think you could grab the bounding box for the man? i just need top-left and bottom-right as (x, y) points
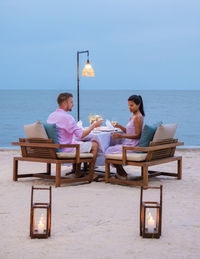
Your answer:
(47, 92), (102, 177)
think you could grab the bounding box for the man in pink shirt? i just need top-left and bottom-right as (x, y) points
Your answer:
(47, 92), (102, 177)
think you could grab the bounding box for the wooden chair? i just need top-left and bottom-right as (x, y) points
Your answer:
(105, 138), (184, 186)
(12, 138), (94, 187)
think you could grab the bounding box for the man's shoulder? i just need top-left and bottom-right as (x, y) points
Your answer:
(61, 112), (75, 120)
(53, 111), (75, 120)
(47, 110), (76, 125)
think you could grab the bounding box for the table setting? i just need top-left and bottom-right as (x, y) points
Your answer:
(76, 114), (122, 166)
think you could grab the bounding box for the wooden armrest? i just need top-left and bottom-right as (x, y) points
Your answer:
(123, 142), (184, 152)
(123, 146), (149, 152)
(12, 142), (81, 163)
(12, 142), (79, 149)
(122, 142), (184, 163)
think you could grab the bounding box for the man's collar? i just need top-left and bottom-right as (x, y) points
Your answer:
(56, 108), (67, 113)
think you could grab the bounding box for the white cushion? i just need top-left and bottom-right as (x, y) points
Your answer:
(24, 121), (48, 139)
(105, 153), (147, 161)
(153, 123), (177, 141)
(56, 152), (93, 159)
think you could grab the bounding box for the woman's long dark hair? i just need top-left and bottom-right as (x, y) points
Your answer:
(128, 95), (145, 116)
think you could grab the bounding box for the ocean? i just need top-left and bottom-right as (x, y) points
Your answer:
(0, 90), (200, 147)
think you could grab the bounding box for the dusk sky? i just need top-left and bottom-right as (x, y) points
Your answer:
(0, 0), (200, 90)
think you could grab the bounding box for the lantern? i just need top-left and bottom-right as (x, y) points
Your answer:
(140, 185), (162, 239)
(30, 186), (52, 239)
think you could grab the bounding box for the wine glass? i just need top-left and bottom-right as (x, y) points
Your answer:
(111, 120), (117, 127)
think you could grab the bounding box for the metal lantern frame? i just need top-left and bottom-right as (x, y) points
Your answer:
(77, 50), (95, 121)
(30, 186), (52, 239)
(140, 185), (162, 239)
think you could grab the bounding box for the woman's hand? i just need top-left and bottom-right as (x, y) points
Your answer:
(112, 121), (120, 128)
(112, 133), (123, 139)
(112, 122), (126, 133)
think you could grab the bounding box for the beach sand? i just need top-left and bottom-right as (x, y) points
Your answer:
(0, 149), (200, 259)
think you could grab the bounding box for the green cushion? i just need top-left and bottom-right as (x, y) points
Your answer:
(43, 123), (58, 143)
(43, 123), (60, 152)
(138, 121), (162, 148)
(138, 124), (158, 147)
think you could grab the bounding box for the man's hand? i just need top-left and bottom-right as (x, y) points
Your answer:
(82, 120), (103, 139)
(93, 119), (103, 128)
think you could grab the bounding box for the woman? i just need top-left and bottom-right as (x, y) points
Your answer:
(105, 95), (145, 179)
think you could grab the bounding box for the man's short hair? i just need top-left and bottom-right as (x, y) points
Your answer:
(57, 93), (73, 105)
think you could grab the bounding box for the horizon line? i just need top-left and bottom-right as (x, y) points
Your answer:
(0, 89), (200, 91)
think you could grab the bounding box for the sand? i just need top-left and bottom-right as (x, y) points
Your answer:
(0, 149), (200, 259)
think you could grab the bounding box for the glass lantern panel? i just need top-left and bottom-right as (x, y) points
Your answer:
(145, 207), (157, 233)
(34, 208), (47, 234)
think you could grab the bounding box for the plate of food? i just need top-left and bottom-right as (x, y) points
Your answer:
(94, 126), (119, 132)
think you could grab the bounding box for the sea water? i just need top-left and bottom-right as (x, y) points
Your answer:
(0, 90), (200, 147)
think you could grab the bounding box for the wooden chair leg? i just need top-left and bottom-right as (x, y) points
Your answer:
(46, 163), (51, 175)
(56, 163), (61, 187)
(88, 162), (93, 182)
(13, 158), (18, 181)
(178, 157), (182, 179)
(105, 161), (110, 183)
(143, 166), (148, 186)
(141, 167), (144, 178)
(72, 163), (76, 172)
(83, 162), (88, 171)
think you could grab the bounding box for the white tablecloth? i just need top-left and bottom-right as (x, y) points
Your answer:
(82, 131), (122, 166)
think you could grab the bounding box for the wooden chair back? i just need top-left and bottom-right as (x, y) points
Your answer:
(19, 138), (57, 159)
(145, 138), (178, 162)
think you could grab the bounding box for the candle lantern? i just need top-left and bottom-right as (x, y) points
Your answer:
(30, 186), (52, 239)
(140, 185), (162, 239)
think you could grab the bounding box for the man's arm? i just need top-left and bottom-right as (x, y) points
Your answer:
(81, 120), (102, 139)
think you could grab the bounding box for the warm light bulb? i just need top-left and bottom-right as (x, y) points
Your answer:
(82, 61), (95, 77)
(85, 63), (91, 68)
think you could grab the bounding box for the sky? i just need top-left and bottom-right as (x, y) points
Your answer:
(0, 0), (200, 90)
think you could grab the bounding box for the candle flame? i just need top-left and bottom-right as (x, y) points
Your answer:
(38, 213), (45, 233)
(148, 215), (155, 226)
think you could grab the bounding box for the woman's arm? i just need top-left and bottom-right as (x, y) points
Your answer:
(112, 116), (143, 139)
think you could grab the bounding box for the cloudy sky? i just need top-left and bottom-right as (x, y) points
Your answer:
(0, 0), (200, 90)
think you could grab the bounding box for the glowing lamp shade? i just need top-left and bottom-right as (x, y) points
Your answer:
(82, 60), (95, 77)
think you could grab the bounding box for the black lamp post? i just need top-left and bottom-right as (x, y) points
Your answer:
(77, 50), (95, 121)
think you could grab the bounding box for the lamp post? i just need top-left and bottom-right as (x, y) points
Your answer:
(77, 50), (95, 121)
